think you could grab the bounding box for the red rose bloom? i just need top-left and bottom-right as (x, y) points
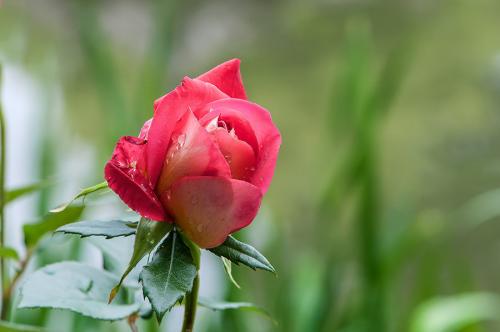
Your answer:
(104, 59), (281, 248)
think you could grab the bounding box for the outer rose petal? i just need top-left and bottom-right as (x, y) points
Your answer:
(147, 77), (228, 186)
(104, 136), (165, 221)
(197, 59), (247, 100)
(139, 118), (152, 140)
(167, 176), (262, 248)
(155, 110), (231, 203)
(206, 99), (281, 193)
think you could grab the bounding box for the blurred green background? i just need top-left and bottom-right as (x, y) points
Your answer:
(2, 0), (500, 331)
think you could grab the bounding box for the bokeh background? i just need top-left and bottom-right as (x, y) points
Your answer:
(2, 0), (500, 331)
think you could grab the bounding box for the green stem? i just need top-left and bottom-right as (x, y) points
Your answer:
(1, 249), (34, 320)
(357, 126), (384, 332)
(0, 66), (7, 321)
(181, 235), (201, 332)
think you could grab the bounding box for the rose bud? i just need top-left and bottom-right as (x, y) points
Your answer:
(104, 59), (281, 248)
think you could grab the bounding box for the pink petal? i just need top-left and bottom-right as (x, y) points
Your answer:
(167, 176), (262, 248)
(199, 108), (259, 155)
(155, 110), (231, 205)
(197, 59), (247, 100)
(139, 118), (152, 139)
(104, 136), (166, 221)
(205, 99), (281, 194)
(210, 128), (256, 181)
(146, 77), (228, 187)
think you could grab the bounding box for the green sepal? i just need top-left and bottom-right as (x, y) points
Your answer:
(209, 236), (275, 273)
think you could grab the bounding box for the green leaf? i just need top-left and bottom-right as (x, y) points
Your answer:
(139, 230), (197, 321)
(18, 262), (141, 321)
(6, 182), (49, 205)
(55, 220), (137, 239)
(221, 257), (240, 289)
(198, 297), (276, 324)
(410, 292), (500, 332)
(50, 181), (108, 213)
(88, 237), (133, 275)
(459, 188), (500, 227)
(0, 246), (19, 260)
(23, 205), (85, 247)
(0, 321), (43, 332)
(109, 218), (172, 303)
(209, 236), (275, 273)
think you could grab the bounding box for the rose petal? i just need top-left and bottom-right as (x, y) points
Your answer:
(205, 99), (281, 193)
(104, 136), (166, 221)
(211, 128), (256, 181)
(199, 108), (259, 155)
(147, 77), (228, 186)
(139, 118), (152, 139)
(167, 176), (262, 248)
(155, 110), (231, 204)
(197, 59), (247, 100)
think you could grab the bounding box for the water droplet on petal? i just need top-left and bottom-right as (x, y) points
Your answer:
(197, 224), (203, 233)
(177, 134), (186, 147)
(206, 116), (219, 132)
(229, 128), (238, 139)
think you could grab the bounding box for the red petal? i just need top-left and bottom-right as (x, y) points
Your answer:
(155, 110), (231, 203)
(167, 176), (262, 248)
(210, 128), (256, 181)
(205, 99), (281, 193)
(197, 59), (247, 100)
(139, 118), (152, 139)
(146, 77), (228, 187)
(104, 136), (166, 221)
(199, 108), (259, 155)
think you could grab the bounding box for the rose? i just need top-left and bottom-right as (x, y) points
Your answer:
(104, 59), (281, 248)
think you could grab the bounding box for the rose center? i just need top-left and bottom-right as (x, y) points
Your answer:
(204, 116), (256, 180)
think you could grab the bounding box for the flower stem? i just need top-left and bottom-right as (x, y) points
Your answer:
(181, 235), (201, 332)
(0, 65), (7, 320)
(1, 248), (34, 320)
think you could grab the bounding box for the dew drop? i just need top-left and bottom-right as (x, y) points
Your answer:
(177, 134), (186, 147)
(196, 224), (203, 233)
(206, 116), (219, 132)
(166, 150), (176, 161)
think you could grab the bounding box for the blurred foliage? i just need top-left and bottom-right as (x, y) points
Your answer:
(2, 0), (500, 331)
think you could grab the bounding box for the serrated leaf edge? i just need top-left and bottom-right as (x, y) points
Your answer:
(138, 232), (194, 322)
(209, 236), (275, 274)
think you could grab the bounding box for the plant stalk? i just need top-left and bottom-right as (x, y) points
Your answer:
(1, 248), (34, 320)
(357, 124), (384, 332)
(0, 66), (7, 320)
(181, 235), (201, 332)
